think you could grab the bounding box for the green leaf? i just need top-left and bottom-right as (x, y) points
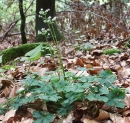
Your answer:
(99, 70), (113, 78)
(98, 70), (116, 85)
(107, 87), (125, 100)
(106, 87), (125, 108)
(106, 99), (125, 108)
(65, 83), (84, 93)
(86, 93), (97, 101)
(99, 86), (109, 94)
(25, 44), (42, 57)
(20, 56), (29, 61)
(2, 65), (16, 70)
(49, 94), (61, 102)
(33, 111), (54, 123)
(96, 95), (108, 102)
(57, 104), (73, 116)
(20, 44), (42, 61)
(0, 55), (2, 63)
(52, 79), (68, 92)
(29, 52), (41, 61)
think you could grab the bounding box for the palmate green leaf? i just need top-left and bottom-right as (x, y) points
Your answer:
(106, 99), (125, 108)
(99, 70), (116, 82)
(99, 86), (109, 94)
(95, 95), (108, 102)
(65, 83), (84, 93)
(86, 93), (108, 102)
(106, 87), (125, 108)
(49, 94), (61, 102)
(106, 87), (125, 100)
(57, 103), (73, 116)
(52, 79), (69, 92)
(98, 70), (116, 86)
(33, 111), (54, 123)
(86, 93), (96, 101)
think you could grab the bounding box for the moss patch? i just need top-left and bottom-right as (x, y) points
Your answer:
(0, 43), (51, 64)
(103, 48), (121, 55)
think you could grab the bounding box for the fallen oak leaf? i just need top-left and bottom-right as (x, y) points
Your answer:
(110, 113), (130, 123)
(76, 58), (84, 67)
(95, 109), (110, 121)
(7, 115), (22, 123)
(86, 64), (99, 75)
(2, 109), (16, 123)
(83, 118), (99, 123)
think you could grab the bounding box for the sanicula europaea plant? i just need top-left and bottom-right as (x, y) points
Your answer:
(38, 9), (65, 78)
(0, 70), (125, 122)
(0, 9), (126, 123)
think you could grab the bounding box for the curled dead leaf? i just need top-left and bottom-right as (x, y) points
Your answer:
(83, 118), (99, 123)
(76, 58), (84, 67)
(95, 109), (110, 121)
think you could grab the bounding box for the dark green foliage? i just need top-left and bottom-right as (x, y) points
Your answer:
(125, 38), (130, 48)
(2, 70), (125, 119)
(33, 111), (54, 123)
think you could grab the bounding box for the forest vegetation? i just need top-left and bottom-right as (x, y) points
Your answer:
(0, 0), (130, 123)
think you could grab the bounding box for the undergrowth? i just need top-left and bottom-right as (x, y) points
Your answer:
(0, 9), (126, 123)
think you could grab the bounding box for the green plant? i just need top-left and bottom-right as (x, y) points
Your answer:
(0, 43), (51, 64)
(103, 48), (121, 55)
(1, 69), (125, 122)
(38, 9), (65, 77)
(125, 38), (130, 48)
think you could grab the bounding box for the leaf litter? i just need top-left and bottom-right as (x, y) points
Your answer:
(0, 39), (130, 123)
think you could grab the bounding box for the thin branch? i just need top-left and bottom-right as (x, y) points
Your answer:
(57, 10), (128, 32)
(0, 0), (35, 42)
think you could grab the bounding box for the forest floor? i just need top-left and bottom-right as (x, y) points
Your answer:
(0, 38), (130, 123)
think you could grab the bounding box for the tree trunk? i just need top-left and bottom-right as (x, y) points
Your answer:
(19, 0), (27, 44)
(35, 0), (63, 42)
(113, 0), (122, 19)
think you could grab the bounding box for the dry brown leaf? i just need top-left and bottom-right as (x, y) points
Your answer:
(103, 65), (110, 69)
(110, 113), (130, 123)
(16, 118), (34, 123)
(120, 61), (127, 67)
(63, 112), (73, 123)
(86, 64), (93, 69)
(95, 109), (110, 121)
(2, 87), (10, 97)
(92, 50), (103, 56)
(2, 109), (16, 123)
(65, 47), (75, 55)
(76, 58), (84, 67)
(124, 94), (130, 107)
(83, 118), (99, 123)
(7, 115), (22, 123)
(1, 80), (12, 88)
(120, 53), (129, 61)
(9, 86), (17, 98)
(0, 97), (7, 104)
(0, 115), (4, 121)
(122, 110), (130, 117)
(118, 67), (130, 78)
